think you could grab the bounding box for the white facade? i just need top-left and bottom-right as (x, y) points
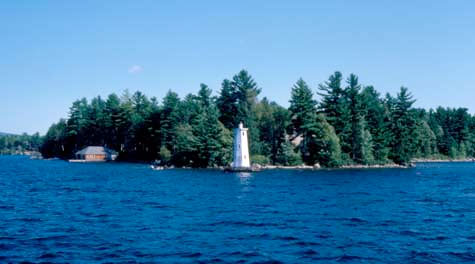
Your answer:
(232, 122), (251, 169)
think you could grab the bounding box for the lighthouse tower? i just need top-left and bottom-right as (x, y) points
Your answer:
(232, 122), (251, 169)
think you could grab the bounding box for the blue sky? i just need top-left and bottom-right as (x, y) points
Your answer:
(1, 0), (474, 134)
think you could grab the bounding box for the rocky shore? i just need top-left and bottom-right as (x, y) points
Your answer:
(256, 163), (409, 170)
(151, 162), (411, 171)
(412, 158), (475, 163)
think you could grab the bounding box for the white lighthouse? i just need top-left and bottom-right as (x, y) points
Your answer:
(231, 122), (251, 170)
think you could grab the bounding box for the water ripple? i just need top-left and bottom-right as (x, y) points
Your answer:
(1, 157), (474, 263)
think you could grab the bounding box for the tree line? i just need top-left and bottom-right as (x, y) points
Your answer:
(39, 70), (475, 167)
(0, 133), (42, 154)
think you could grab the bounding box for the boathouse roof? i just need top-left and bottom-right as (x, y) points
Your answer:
(75, 146), (117, 155)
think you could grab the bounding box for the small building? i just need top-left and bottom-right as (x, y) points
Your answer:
(231, 122), (251, 170)
(74, 146), (118, 161)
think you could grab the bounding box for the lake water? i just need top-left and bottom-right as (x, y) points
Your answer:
(0, 156), (474, 263)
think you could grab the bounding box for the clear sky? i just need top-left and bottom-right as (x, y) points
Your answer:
(1, 0), (474, 134)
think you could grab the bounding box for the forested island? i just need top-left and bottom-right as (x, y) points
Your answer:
(37, 70), (475, 167)
(0, 133), (42, 155)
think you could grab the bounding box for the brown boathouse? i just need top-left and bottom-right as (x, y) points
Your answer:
(74, 146), (118, 161)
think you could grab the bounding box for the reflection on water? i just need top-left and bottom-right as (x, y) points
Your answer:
(236, 172), (253, 185)
(237, 172), (253, 199)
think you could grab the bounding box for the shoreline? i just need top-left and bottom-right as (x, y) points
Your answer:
(151, 163), (411, 171)
(256, 163), (410, 170)
(412, 158), (475, 163)
(14, 154), (474, 169)
(150, 159), (473, 171)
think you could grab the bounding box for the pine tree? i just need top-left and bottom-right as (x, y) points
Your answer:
(318, 71), (351, 157)
(414, 119), (437, 157)
(192, 84), (232, 167)
(255, 99), (291, 164)
(87, 96), (107, 146)
(289, 78), (316, 137)
(361, 126), (374, 164)
(65, 98), (89, 156)
(344, 74), (373, 164)
(160, 90), (181, 151)
(233, 70), (261, 125)
(104, 93), (122, 151)
(40, 119), (68, 158)
(359, 86), (391, 163)
(389, 87), (417, 164)
(289, 79), (341, 166)
(276, 140), (302, 166)
(270, 103), (291, 164)
(466, 116), (475, 157)
(172, 124), (198, 167)
(39, 70), (475, 165)
(254, 98), (274, 158)
(217, 79), (237, 130)
(231, 70), (261, 155)
(303, 114), (342, 167)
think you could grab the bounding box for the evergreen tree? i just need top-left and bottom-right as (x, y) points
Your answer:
(270, 103), (291, 164)
(255, 99), (291, 164)
(359, 86), (391, 163)
(192, 84), (232, 167)
(160, 91), (181, 152)
(414, 119), (437, 157)
(231, 70), (261, 155)
(40, 119), (68, 158)
(289, 79), (342, 166)
(217, 79), (237, 130)
(254, 98), (274, 158)
(303, 114), (342, 167)
(66, 98), (89, 154)
(344, 74), (373, 164)
(104, 93), (123, 150)
(38, 70), (475, 166)
(172, 124), (198, 167)
(389, 87), (417, 164)
(288, 79), (317, 158)
(275, 140), (302, 166)
(289, 79), (316, 137)
(318, 71), (351, 157)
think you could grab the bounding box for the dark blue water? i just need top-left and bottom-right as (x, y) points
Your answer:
(1, 156), (474, 263)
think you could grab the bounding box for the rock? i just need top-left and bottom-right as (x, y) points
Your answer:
(263, 165), (277, 169)
(313, 163), (321, 169)
(253, 164), (262, 169)
(151, 165), (164, 170)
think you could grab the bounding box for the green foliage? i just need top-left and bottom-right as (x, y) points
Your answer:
(289, 78), (317, 137)
(217, 70), (263, 156)
(318, 71), (351, 154)
(255, 98), (290, 163)
(172, 124), (198, 167)
(359, 86), (391, 163)
(0, 132), (42, 154)
(288, 78), (340, 166)
(302, 114), (342, 167)
(216, 79), (237, 129)
(38, 70), (475, 167)
(160, 90), (181, 152)
(159, 146), (171, 164)
(191, 84), (232, 167)
(388, 87), (418, 164)
(345, 74), (373, 163)
(275, 141), (302, 166)
(251, 154), (270, 165)
(414, 120), (437, 158)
